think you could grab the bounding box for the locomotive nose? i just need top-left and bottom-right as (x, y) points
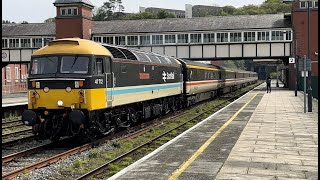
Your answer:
(22, 110), (39, 126)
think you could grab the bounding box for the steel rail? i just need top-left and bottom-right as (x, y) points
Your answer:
(76, 85), (259, 180)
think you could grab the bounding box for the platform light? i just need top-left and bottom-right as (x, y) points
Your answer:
(32, 81), (36, 88)
(36, 82), (40, 88)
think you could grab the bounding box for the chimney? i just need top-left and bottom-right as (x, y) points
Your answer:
(53, 0), (94, 39)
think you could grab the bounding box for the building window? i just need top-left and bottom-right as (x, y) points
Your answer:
(271, 31), (284, 41)
(44, 38), (54, 46)
(190, 34), (201, 43)
(203, 33), (215, 43)
(6, 67), (11, 81)
(103, 36), (114, 44)
(177, 34), (189, 43)
(152, 35), (163, 45)
(285, 30), (292, 40)
(21, 39), (31, 48)
(9, 39), (19, 48)
(217, 33), (228, 42)
(93, 36), (102, 42)
(300, 1), (307, 8)
(257, 32), (270, 41)
(15, 67), (19, 82)
(2, 39), (8, 48)
(140, 35), (150, 45)
(244, 32), (256, 42)
(314, 1), (318, 8)
(230, 32), (242, 42)
(165, 34), (176, 44)
(61, 7), (78, 16)
(127, 36), (138, 45)
(115, 36), (125, 45)
(32, 38), (43, 48)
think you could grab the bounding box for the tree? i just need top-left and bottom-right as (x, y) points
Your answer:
(157, 9), (176, 19)
(44, 18), (55, 23)
(2, 20), (15, 24)
(93, 0), (125, 21)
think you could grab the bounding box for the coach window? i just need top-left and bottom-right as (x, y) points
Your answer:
(21, 39), (31, 48)
(2, 39), (8, 48)
(115, 36), (125, 45)
(127, 36), (138, 45)
(140, 35), (151, 45)
(152, 35), (163, 45)
(217, 33), (228, 42)
(190, 34), (201, 43)
(203, 33), (214, 43)
(230, 32), (241, 42)
(177, 34), (189, 44)
(165, 34), (176, 44)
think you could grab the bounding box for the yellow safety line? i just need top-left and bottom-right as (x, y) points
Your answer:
(168, 92), (259, 180)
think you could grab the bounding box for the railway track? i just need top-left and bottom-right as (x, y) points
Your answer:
(75, 85), (257, 179)
(2, 82), (262, 180)
(1, 110), (189, 180)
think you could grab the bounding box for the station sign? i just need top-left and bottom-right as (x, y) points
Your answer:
(289, 57), (295, 64)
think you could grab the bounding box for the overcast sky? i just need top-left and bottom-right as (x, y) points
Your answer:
(3, 0), (266, 23)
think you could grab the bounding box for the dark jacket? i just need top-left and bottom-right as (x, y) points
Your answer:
(266, 77), (271, 84)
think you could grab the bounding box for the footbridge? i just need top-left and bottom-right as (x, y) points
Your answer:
(2, 14), (292, 64)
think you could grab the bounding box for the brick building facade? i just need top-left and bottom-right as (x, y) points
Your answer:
(287, 0), (318, 98)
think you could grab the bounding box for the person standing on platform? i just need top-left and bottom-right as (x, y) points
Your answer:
(266, 75), (271, 93)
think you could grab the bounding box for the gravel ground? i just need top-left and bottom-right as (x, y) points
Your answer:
(2, 139), (51, 157)
(14, 140), (115, 180)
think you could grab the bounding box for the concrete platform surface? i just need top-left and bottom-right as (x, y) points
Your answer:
(215, 83), (318, 180)
(2, 93), (28, 107)
(108, 81), (318, 180)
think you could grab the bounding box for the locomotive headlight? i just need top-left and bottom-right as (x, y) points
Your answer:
(57, 100), (64, 107)
(66, 87), (72, 93)
(43, 87), (49, 93)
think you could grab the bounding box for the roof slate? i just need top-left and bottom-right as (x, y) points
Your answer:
(93, 14), (291, 34)
(54, 0), (94, 7)
(2, 14), (291, 37)
(2, 23), (55, 36)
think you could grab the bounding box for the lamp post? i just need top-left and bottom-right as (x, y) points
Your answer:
(307, 0), (312, 112)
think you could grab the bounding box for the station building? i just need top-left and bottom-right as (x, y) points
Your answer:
(1, 0), (318, 98)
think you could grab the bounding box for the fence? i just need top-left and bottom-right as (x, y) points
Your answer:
(2, 79), (28, 95)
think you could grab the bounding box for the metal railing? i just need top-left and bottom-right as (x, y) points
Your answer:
(2, 79), (28, 95)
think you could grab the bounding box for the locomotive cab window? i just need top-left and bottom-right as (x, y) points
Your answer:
(61, 56), (89, 74)
(94, 58), (104, 75)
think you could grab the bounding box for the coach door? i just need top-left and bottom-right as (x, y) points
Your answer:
(104, 57), (113, 107)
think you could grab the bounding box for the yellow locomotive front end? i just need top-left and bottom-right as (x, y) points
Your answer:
(22, 38), (112, 141)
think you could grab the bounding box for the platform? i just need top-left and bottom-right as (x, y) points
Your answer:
(109, 81), (318, 180)
(2, 93), (28, 107)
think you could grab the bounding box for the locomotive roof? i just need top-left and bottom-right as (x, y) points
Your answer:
(101, 43), (181, 65)
(32, 38), (112, 56)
